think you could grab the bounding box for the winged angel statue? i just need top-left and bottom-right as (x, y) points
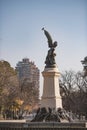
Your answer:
(42, 28), (57, 68)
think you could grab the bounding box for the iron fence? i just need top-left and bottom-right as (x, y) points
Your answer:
(0, 122), (87, 130)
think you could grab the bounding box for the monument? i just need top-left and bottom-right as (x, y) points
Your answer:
(41, 28), (62, 110)
(31, 28), (72, 122)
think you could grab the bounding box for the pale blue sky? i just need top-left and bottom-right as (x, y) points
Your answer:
(0, 0), (87, 96)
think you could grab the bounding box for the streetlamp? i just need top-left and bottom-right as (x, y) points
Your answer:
(81, 56), (87, 77)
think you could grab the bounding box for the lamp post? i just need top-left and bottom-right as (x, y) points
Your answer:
(81, 56), (87, 77)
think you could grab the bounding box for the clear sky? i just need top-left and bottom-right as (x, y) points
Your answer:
(0, 0), (87, 96)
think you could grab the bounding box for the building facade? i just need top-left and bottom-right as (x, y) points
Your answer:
(16, 58), (40, 89)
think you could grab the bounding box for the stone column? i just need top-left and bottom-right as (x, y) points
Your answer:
(41, 67), (62, 110)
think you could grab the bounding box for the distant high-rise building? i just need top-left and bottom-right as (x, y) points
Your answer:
(16, 58), (40, 89)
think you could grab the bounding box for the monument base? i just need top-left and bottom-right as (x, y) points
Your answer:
(41, 67), (62, 110)
(41, 96), (62, 110)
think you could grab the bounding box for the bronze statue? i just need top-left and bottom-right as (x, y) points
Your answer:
(42, 28), (57, 68)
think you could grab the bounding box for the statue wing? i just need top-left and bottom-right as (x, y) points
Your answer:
(42, 28), (53, 47)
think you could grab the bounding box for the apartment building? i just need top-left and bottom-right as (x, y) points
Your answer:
(16, 58), (40, 89)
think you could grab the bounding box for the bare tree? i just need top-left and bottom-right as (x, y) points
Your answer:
(60, 70), (87, 117)
(19, 78), (39, 110)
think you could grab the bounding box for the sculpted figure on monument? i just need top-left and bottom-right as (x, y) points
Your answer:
(42, 28), (57, 68)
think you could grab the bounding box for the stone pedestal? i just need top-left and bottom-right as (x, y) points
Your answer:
(41, 67), (62, 110)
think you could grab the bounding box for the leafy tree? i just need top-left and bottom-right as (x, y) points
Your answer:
(0, 60), (39, 119)
(0, 60), (19, 114)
